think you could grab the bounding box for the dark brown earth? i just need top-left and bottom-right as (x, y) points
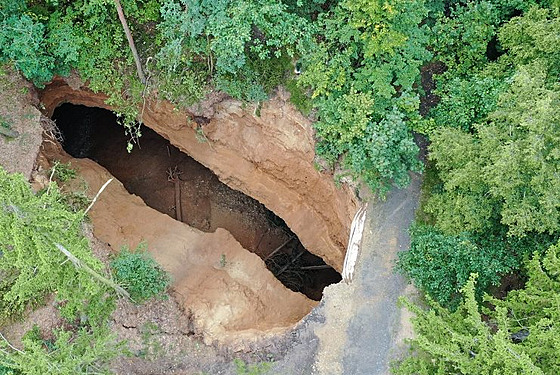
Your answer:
(419, 61), (446, 116)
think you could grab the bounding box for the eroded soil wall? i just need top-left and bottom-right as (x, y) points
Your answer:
(39, 142), (317, 346)
(40, 80), (358, 271)
(52, 103), (342, 300)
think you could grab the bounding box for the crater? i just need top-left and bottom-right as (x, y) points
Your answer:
(38, 79), (358, 344)
(52, 103), (341, 301)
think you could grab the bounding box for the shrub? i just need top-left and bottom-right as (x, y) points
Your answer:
(49, 161), (77, 183)
(0, 325), (123, 375)
(397, 223), (520, 309)
(110, 243), (170, 303)
(234, 359), (272, 375)
(393, 242), (560, 374)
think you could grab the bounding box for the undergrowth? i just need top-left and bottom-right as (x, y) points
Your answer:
(110, 242), (171, 303)
(0, 166), (122, 373)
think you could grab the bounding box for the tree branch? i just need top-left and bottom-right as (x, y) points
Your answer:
(0, 332), (25, 354)
(55, 243), (131, 301)
(84, 178), (113, 215)
(114, 0), (146, 84)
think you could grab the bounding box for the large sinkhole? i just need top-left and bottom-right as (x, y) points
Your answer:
(53, 103), (341, 301)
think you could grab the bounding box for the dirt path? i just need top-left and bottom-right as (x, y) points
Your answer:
(271, 173), (422, 375)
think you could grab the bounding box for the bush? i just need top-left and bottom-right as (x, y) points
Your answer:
(393, 242), (560, 375)
(110, 243), (170, 303)
(396, 223), (520, 309)
(234, 359), (272, 375)
(0, 325), (123, 375)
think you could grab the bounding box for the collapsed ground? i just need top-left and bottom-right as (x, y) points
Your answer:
(3, 1), (560, 374)
(0, 71), (356, 374)
(53, 103), (341, 301)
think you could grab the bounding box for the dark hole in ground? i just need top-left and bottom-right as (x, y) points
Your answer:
(53, 103), (341, 300)
(419, 61), (447, 116)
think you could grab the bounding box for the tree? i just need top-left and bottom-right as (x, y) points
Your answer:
(157, 0), (313, 101)
(298, 0), (432, 193)
(393, 242), (560, 374)
(396, 224), (523, 309)
(427, 63), (560, 237)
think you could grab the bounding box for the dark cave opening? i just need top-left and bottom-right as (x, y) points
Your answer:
(52, 103), (341, 300)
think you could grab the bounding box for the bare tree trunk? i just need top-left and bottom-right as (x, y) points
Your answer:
(55, 244), (131, 300)
(114, 0), (146, 84)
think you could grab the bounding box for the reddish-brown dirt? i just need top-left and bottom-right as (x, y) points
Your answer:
(39, 140), (318, 346)
(52, 103), (341, 300)
(39, 80), (359, 272)
(2, 69), (423, 374)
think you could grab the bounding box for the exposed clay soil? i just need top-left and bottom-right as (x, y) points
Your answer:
(40, 80), (359, 272)
(1, 222), (310, 375)
(52, 103), (341, 301)
(1, 70), (423, 375)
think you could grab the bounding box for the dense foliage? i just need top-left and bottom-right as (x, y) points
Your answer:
(0, 167), (113, 323)
(427, 6), (560, 236)
(110, 243), (170, 303)
(0, 167), (123, 373)
(393, 242), (560, 374)
(298, 0), (430, 193)
(399, 225), (516, 309)
(158, 0), (313, 102)
(1, 0), (557, 196)
(0, 0), (432, 193)
(429, 65), (560, 237)
(0, 325), (122, 375)
(400, 1), (560, 303)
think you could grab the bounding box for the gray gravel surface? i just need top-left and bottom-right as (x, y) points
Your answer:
(272, 173), (421, 375)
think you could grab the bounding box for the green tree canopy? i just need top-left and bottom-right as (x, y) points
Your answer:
(427, 63), (560, 236)
(393, 241), (560, 374)
(298, 0), (432, 193)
